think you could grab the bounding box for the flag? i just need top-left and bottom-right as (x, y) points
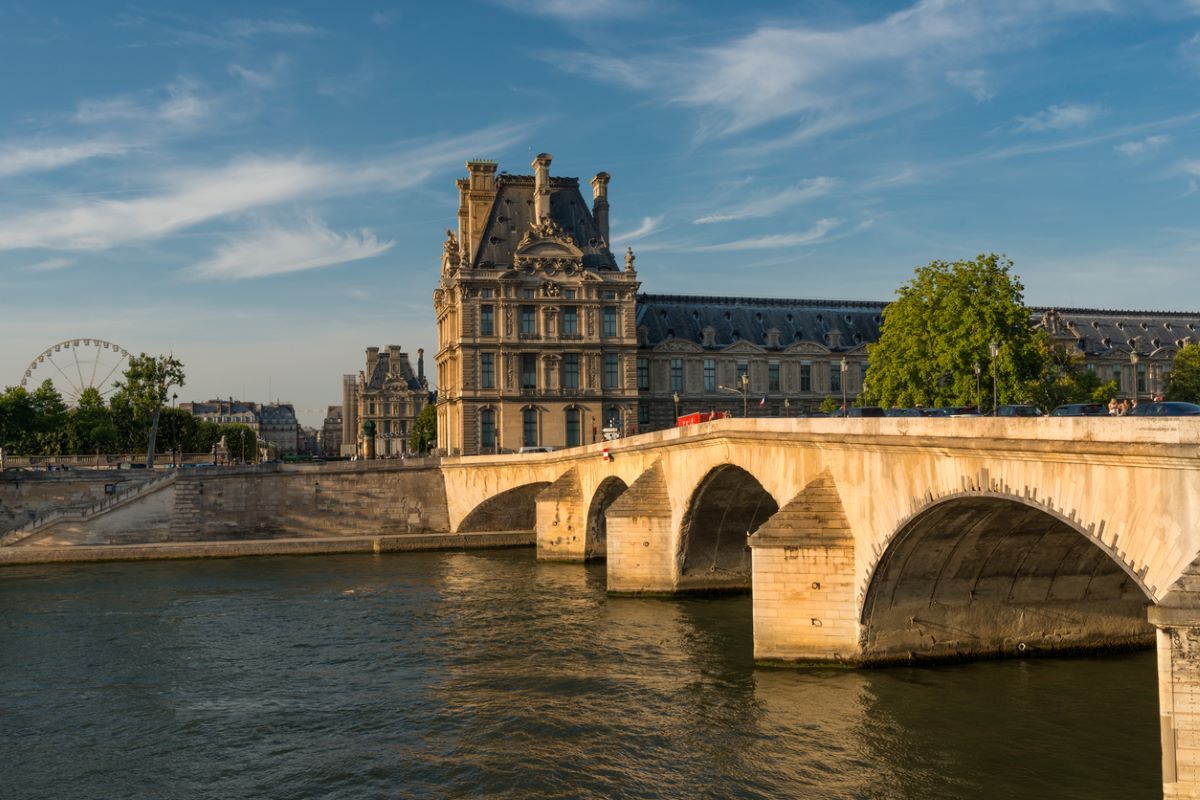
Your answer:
(759, 396), (766, 406)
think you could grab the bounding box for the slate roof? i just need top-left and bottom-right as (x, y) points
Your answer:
(637, 294), (886, 351)
(472, 175), (617, 271)
(1032, 307), (1200, 356)
(366, 349), (426, 392)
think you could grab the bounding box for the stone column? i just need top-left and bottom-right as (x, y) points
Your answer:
(1149, 605), (1200, 799)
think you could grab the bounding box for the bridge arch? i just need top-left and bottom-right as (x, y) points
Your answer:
(585, 476), (628, 560)
(678, 464), (779, 592)
(458, 482), (551, 533)
(860, 492), (1154, 662)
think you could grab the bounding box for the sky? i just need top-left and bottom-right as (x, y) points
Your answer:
(3, 0), (1200, 426)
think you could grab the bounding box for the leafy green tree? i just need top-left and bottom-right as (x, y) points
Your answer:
(29, 380), (68, 454)
(68, 387), (114, 454)
(1023, 334), (1116, 411)
(866, 254), (1042, 411)
(110, 354), (185, 467)
(819, 396), (842, 415)
(218, 423), (257, 463)
(1167, 344), (1200, 402)
(409, 405), (437, 453)
(0, 386), (36, 455)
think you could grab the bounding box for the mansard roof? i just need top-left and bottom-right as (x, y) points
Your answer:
(472, 174), (617, 271)
(1032, 306), (1200, 356)
(637, 294), (886, 351)
(365, 348), (426, 392)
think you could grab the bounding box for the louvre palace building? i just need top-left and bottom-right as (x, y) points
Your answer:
(433, 154), (1200, 455)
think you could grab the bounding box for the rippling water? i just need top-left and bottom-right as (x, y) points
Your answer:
(0, 549), (1160, 799)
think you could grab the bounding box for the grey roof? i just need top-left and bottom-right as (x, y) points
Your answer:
(1032, 307), (1200, 356)
(366, 349), (426, 392)
(637, 294), (886, 351)
(472, 175), (617, 271)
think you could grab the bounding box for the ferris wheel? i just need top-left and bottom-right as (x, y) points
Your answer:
(21, 339), (131, 406)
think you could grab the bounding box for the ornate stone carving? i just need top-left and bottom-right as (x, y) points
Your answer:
(625, 246), (635, 270)
(541, 281), (561, 298)
(1041, 308), (1063, 335)
(442, 229), (461, 273)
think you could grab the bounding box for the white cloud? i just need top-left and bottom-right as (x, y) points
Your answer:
(610, 215), (663, 244)
(1114, 134), (1170, 156)
(224, 18), (321, 38)
(75, 79), (213, 127)
(694, 177), (835, 224)
(0, 139), (130, 177)
(23, 257), (72, 272)
(492, 0), (650, 20)
(1016, 103), (1103, 132)
(689, 218), (841, 251)
(370, 9), (403, 28)
(228, 56), (288, 89)
(945, 69), (993, 102)
(189, 217), (394, 280)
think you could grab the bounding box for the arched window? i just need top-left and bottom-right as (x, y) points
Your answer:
(606, 405), (622, 430)
(522, 407), (538, 447)
(566, 407), (581, 448)
(480, 408), (496, 450)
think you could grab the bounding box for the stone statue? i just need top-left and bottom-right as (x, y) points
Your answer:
(625, 246), (636, 270)
(442, 229), (461, 272)
(1041, 308), (1062, 335)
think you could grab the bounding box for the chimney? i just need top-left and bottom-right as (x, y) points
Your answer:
(464, 159), (499, 263)
(532, 152), (552, 223)
(366, 346), (380, 375)
(417, 348), (425, 385)
(590, 172), (610, 246)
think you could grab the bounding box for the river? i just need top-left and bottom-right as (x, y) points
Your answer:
(0, 549), (1160, 799)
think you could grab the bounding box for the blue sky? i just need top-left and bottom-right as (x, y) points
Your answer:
(3, 0), (1200, 425)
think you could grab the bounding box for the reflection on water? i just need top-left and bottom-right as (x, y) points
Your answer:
(0, 550), (1159, 800)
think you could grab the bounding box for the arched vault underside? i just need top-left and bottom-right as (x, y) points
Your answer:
(458, 482), (551, 533)
(861, 496), (1154, 662)
(585, 476), (628, 560)
(678, 465), (779, 593)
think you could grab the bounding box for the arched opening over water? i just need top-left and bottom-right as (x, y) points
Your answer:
(458, 482), (551, 533)
(678, 465), (779, 592)
(585, 476), (628, 561)
(861, 495), (1153, 662)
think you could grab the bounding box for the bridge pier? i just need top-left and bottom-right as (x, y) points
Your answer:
(536, 469), (587, 561)
(605, 462), (676, 593)
(748, 473), (860, 664)
(1151, 604), (1200, 799)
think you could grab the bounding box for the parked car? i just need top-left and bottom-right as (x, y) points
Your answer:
(1128, 401), (1200, 416)
(1050, 403), (1109, 416)
(996, 404), (1044, 417)
(518, 446), (555, 454)
(885, 407), (924, 417)
(846, 406), (887, 418)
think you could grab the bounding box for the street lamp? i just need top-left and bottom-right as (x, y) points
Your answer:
(672, 391), (680, 421)
(973, 362), (981, 411)
(783, 397), (791, 417)
(239, 428), (246, 465)
(839, 357), (848, 417)
(989, 341), (1000, 415)
(716, 373), (750, 417)
(1130, 351), (1140, 400)
(171, 393), (178, 467)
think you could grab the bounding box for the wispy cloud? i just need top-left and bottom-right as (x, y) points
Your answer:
(189, 217), (394, 280)
(610, 215), (663, 244)
(689, 218), (841, 251)
(0, 139), (130, 177)
(75, 78), (214, 127)
(492, 0), (651, 20)
(1015, 102), (1103, 132)
(945, 69), (993, 102)
(228, 56), (288, 89)
(694, 177), (835, 224)
(116, 12), (322, 49)
(225, 18), (320, 38)
(1114, 134), (1170, 156)
(370, 9), (403, 28)
(23, 257), (73, 272)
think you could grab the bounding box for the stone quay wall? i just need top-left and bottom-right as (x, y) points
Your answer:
(0, 471), (156, 534)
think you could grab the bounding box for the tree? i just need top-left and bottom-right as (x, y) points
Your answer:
(819, 396), (841, 415)
(409, 405), (437, 453)
(1023, 333), (1116, 411)
(0, 386), (35, 455)
(111, 354), (185, 468)
(218, 423), (257, 463)
(866, 254), (1042, 411)
(68, 387), (115, 455)
(1167, 344), (1200, 402)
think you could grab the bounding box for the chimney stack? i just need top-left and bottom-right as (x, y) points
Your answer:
(532, 152), (552, 223)
(417, 348), (425, 385)
(590, 172), (610, 247)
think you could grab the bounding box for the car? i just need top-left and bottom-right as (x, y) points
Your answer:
(1128, 401), (1200, 416)
(518, 446), (555, 454)
(996, 404), (1044, 417)
(1050, 403), (1109, 416)
(844, 406), (887, 417)
(885, 407), (924, 417)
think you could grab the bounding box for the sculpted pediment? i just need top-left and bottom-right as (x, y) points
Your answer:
(720, 341), (767, 355)
(653, 338), (704, 353)
(783, 341), (832, 355)
(516, 239), (583, 260)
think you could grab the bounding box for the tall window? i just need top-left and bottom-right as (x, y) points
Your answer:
(562, 306), (578, 336)
(1112, 365), (1122, 384)
(670, 359), (683, 392)
(563, 353), (580, 389)
(768, 360), (780, 392)
(603, 306), (618, 338)
(480, 305), (494, 336)
(480, 352), (495, 389)
(566, 408), (581, 447)
(1137, 363), (1148, 393)
(520, 305), (536, 335)
(737, 360), (748, 381)
(481, 288), (494, 299)
(638, 404), (650, 425)
(523, 408), (538, 447)
(704, 359), (716, 392)
(604, 353), (620, 389)
(830, 364), (841, 393)
(859, 363), (869, 387)
(606, 406), (622, 429)
(521, 353), (537, 389)
(480, 409), (496, 450)
(637, 357), (649, 391)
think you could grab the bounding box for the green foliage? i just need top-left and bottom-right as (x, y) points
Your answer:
(1167, 344), (1200, 402)
(111, 353), (185, 466)
(866, 254), (1041, 411)
(819, 396), (841, 415)
(1023, 334), (1115, 411)
(1090, 380), (1120, 404)
(409, 404), (437, 453)
(219, 423), (257, 462)
(361, 419), (376, 437)
(0, 385), (36, 453)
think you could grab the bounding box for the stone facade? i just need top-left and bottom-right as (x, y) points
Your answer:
(434, 154), (640, 455)
(343, 346), (431, 458)
(320, 405), (343, 456)
(180, 399), (302, 455)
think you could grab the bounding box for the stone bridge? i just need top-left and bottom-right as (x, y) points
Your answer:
(442, 416), (1200, 799)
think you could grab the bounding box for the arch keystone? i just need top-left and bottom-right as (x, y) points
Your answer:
(749, 471), (860, 665)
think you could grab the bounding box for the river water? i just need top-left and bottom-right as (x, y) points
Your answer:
(0, 549), (1161, 799)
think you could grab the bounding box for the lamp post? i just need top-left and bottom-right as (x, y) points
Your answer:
(783, 397), (791, 418)
(839, 357), (848, 417)
(239, 428), (246, 465)
(740, 372), (749, 417)
(973, 362), (981, 411)
(170, 393), (178, 467)
(1130, 351), (1140, 400)
(672, 391), (680, 421)
(989, 341), (1000, 415)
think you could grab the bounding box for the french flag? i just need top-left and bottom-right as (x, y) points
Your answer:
(759, 396), (767, 407)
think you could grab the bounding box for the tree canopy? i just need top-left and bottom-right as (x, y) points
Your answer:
(111, 353), (185, 467)
(409, 404), (437, 453)
(865, 254), (1042, 411)
(1167, 344), (1200, 402)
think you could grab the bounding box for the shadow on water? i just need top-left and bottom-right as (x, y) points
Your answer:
(0, 548), (1162, 800)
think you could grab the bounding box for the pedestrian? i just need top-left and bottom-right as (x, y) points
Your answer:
(1107, 397), (1118, 415)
